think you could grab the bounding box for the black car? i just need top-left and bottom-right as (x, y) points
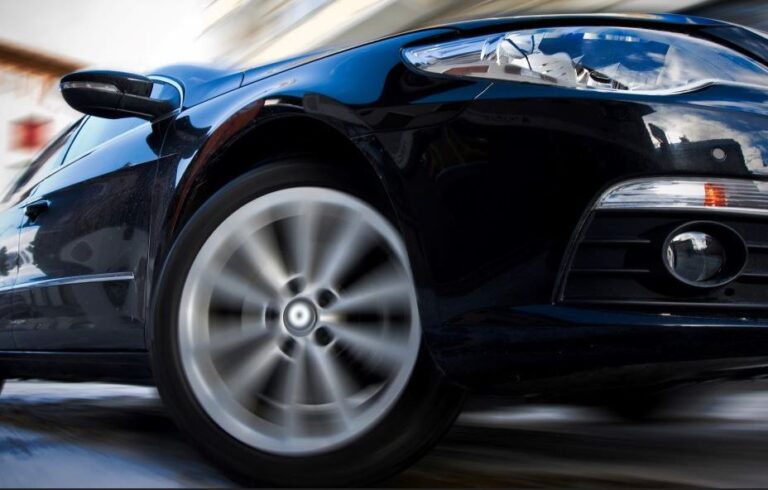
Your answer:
(2, 12), (768, 486)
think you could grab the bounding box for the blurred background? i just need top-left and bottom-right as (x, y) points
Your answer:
(0, 0), (767, 190)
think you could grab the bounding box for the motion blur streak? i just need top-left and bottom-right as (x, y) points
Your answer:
(4, 381), (768, 487)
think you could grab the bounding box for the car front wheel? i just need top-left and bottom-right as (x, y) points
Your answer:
(152, 160), (463, 486)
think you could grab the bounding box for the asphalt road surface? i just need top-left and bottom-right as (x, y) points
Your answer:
(2, 380), (768, 487)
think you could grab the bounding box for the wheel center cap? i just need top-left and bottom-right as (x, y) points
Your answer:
(283, 299), (317, 336)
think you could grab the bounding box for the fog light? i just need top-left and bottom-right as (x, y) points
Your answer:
(665, 232), (725, 283)
(662, 222), (747, 288)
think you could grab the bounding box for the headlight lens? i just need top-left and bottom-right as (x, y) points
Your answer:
(403, 26), (768, 93)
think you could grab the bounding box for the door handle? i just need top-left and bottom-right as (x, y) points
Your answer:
(25, 200), (50, 222)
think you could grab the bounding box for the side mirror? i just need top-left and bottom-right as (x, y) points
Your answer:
(60, 70), (181, 121)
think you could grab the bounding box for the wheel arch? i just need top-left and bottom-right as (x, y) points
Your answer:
(172, 113), (390, 236)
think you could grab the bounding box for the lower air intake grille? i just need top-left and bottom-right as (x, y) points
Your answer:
(558, 209), (768, 309)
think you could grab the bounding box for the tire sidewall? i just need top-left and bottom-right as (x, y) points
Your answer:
(151, 160), (462, 486)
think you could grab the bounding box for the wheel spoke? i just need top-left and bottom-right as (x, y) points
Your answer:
(328, 269), (409, 314)
(285, 203), (320, 281)
(212, 268), (273, 307)
(237, 225), (290, 296)
(314, 212), (375, 289)
(197, 322), (271, 358)
(224, 340), (283, 401)
(306, 343), (354, 426)
(323, 321), (404, 368)
(282, 343), (307, 437)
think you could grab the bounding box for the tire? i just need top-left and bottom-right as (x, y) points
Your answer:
(152, 160), (464, 486)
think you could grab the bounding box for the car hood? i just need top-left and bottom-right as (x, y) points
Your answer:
(151, 13), (734, 109)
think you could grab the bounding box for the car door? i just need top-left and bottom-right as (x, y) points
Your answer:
(0, 203), (21, 350)
(12, 115), (163, 350)
(0, 123), (82, 350)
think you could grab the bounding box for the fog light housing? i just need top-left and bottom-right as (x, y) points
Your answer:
(662, 222), (747, 288)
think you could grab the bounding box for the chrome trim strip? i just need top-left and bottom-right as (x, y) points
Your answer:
(0, 272), (135, 294)
(148, 75), (184, 106)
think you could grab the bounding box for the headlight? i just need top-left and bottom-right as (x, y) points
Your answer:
(403, 26), (768, 93)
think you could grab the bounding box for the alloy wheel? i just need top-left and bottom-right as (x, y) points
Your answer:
(178, 187), (420, 455)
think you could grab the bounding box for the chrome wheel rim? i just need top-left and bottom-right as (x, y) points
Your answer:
(179, 187), (420, 455)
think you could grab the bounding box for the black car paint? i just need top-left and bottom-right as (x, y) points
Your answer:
(2, 14), (768, 394)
